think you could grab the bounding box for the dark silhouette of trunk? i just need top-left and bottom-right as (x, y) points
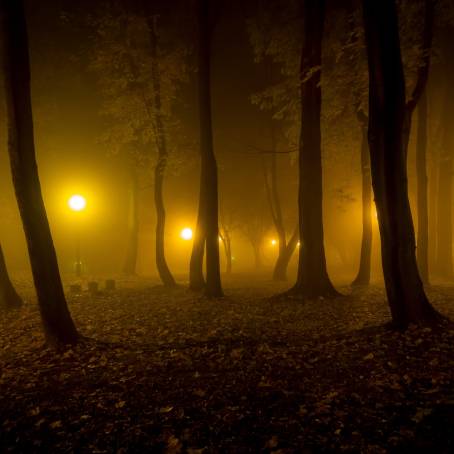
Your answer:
(190, 191), (206, 290)
(352, 121), (372, 286)
(123, 166), (139, 275)
(273, 226), (299, 281)
(262, 148), (297, 281)
(0, 244), (22, 310)
(190, 0), (223, 297)
(416, 91), (429, 284)
(0, 0), (78, 344)
(146, 16), (176, 287)
(291, 0), (338, 298)
(362, 0), (439, 328)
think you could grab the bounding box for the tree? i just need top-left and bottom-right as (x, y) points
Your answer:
(189, 0), (223, 297)
(261, 137), (299, 281)
(362, 0), (439, 327)
(0, 0), (78, 344)
(352, 110), (373, 286)
(145, 12), (176, 287)
(219, 206), (239, 275)
(291, 0), (338, 298)
(0, 244), (22, 310)
(90, 4), (187, 284)
(123, 162), (140, 275)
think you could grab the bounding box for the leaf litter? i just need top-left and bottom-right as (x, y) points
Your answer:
(0, 277), (454, 453)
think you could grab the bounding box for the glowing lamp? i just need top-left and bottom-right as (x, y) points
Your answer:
(68, 194), (86, 212)
(271, 239), (277, 246)
(180, 228), (193, 240)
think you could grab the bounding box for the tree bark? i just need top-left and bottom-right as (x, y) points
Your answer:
(352, 123), (372, 286)
(362, 0), (439, 328)
(416, 91), (429, 284)
(0, 0), (78, 344)
(292, 0), (338, 298)
(190, 0), (223, 297)
(146, 16), (176, 287)
(189, 189), (206, 290)
(0, 244), (22, 310)
(123, 166), (139, 275)
(273, 226), (299, 281)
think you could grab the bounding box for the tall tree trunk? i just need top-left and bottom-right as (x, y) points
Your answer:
(147, 16), (176, 287)
(352, 123), (372, 286)
(362, 0), (438, 328)
(292, 0), (337, 298)
(189, 189), (206, 290)
(0, 244), (22, 309)
(273, 225), (299, 281)
(263, 142), (286, 281)
(0, 0), (78, 345)
(123, 166), (139, 275)
(190, 0), (223, 297)
(416, 91), (429, 284)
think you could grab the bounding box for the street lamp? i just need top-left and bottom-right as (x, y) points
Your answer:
(180, 227), (193, 241)
(68, 194), (86, 277)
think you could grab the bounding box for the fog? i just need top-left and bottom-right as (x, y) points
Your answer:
(0, 0), (453, 314)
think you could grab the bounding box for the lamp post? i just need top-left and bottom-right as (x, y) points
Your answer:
(68, 194), (86, 277)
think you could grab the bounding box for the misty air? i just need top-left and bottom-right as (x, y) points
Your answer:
(0, 0), (453, 452)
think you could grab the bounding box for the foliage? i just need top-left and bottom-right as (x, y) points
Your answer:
(88, 5), (191, 174)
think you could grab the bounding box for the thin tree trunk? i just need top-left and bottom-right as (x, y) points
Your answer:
(147, 16), (176, 287)
(292, 0), (338, 298)
(0, 244), (22, 310)
(273, 225), (299, 281)
(0, 0), (78, 345)
(416, 90), (429, 284)
(123, 166), (139, 275)
(362, 0), (439, 328)
(190, 0), (223, 297)
(352, 123), (372, 286)
(190, 190), (206, 290)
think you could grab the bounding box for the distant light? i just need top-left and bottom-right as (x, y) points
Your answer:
(297, 241), (301, 247)
(68, 194), (86, 212)
(271, 239), (277, 246)
(180, 227), (193, 240)
(218, 236), (222, 242)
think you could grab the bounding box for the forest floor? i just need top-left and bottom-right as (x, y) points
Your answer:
(1, 275), (454, 453)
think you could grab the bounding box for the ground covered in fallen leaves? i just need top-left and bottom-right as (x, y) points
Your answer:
(1, 276), (454, 453)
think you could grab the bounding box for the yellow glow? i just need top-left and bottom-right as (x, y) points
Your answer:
(297, 241), (301, 247)
(68, 194), (86, 212)
(180, 227), (193, 240)
(271, 239), (277, 246)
